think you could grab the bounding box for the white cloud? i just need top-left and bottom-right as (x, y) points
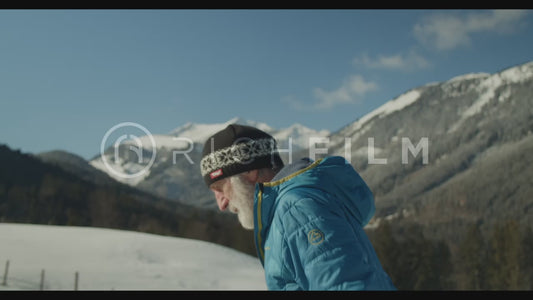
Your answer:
(283, 75), (378, 111)
(353, 50), (430, 71)
(312, 75), (378, 110)
(413, 10), (530, 51)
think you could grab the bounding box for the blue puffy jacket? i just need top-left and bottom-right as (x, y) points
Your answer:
(253, 156), (396, 290)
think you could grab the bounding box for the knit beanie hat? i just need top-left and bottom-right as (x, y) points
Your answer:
(200, 124), (284, 187)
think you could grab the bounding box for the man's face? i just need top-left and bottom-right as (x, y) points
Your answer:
(210, 178), (232, 211)
(209, 175), (256, 230)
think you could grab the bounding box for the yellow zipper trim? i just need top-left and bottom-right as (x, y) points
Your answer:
(263, 158), (323, 187)
(256, 158), (323, 262)
(256, 188), (264, 261)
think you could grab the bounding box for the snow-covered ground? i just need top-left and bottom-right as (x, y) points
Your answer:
(0, 223), (266, 291)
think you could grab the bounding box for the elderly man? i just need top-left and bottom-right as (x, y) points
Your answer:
(200, 123), (395, 290)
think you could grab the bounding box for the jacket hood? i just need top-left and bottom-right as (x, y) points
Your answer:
(275, 156), (374, 225)
(253, 156), (376, 264)
(256, 156), (374, 229)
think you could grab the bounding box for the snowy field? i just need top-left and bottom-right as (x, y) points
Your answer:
(0, 223), (266, 290)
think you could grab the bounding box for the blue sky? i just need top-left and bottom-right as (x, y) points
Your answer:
(1, 9), (532, 160)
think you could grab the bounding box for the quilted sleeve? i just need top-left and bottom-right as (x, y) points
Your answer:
(279, 194), (379, 290)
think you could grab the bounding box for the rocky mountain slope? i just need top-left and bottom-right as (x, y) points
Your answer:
(324, 60), (533, 243)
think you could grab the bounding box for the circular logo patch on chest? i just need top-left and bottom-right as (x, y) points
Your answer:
(307, 229), (325, 245)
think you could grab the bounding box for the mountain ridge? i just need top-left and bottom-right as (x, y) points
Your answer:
(89, 118), (330, 209)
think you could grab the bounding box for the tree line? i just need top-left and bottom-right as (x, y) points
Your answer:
(368, 220), (533, 290)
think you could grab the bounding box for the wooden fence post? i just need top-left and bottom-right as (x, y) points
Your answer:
(74, 271), (79, 290)
(40, 269), (45, 290)
(1, 260), (8, 286)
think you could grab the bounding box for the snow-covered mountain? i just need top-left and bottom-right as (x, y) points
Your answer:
(89, 117), (329, 208)
(0, 223), (265, 290)
(325, 60), (533, 243)
(329, 61), (533, 156)
(168, 117), (275, 144)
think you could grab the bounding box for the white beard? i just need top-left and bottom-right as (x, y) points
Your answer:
(229, 175), (256, 230)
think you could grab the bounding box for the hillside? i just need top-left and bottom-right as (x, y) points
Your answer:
(0, 145), (256, 256)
